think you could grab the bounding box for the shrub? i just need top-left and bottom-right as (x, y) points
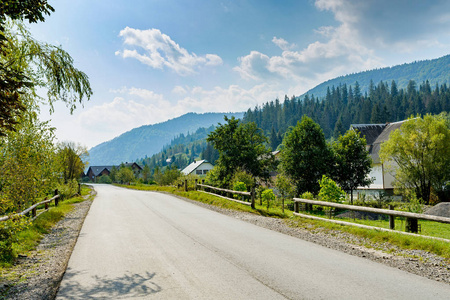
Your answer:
(300, 191), (314, 200)
(318, 175), (346, 203)
(56, 179), (79, 200)
(261, 189), (276, 209)
(0, 216), (29, 264)
(98, 175), (112, 184)
(233, 181), (247, 192)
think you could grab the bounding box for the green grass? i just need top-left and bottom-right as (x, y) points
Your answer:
(118, 183), (450, 262)
(0, 186), (92, 268)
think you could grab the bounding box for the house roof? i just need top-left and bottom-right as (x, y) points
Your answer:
(87, 166), (114, 177)
(181, 160), (212, 175)
(370, 120), (406, 163)
(87, 163), (142, 177)
(351, 124), (387, 145)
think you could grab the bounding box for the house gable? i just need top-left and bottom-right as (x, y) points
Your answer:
(181, 160), (214, 176)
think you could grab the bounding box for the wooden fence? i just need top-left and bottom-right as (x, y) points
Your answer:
(0, 189), (60, 222)
(293, 198), (450, 233)
(195, 180), (256, 208)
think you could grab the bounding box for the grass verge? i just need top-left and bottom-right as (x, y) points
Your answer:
(0, 185), (92, 269)
(118, 183), (450, 262)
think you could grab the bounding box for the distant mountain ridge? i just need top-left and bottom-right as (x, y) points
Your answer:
(303, 54), (450, 98)
(88, 112), (244, 165)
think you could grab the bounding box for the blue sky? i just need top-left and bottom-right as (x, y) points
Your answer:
(31, 0), (450, 148)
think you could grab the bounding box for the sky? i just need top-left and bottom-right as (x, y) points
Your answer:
(30, 0), (450, 149)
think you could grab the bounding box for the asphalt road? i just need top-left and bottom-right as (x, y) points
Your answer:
(56, 185), (450, 299)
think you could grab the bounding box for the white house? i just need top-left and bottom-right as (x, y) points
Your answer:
(181, 160), (214, 176)
(352, 120), (406, 197)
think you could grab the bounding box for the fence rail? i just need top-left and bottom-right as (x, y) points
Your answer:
(293, 197), (450, 233)
(196, 182), (255, 208)
(0, 190), (60, 222)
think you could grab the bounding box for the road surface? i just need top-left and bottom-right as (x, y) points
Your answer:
(57, 184), (450, 299)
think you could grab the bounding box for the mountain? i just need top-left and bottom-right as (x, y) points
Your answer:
(303, 54), (450, 98)
(88, 112), (244, 165)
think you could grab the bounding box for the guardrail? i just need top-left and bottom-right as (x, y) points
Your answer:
(293, 198), (450, 233)
(0, 189), (60, 222)
(195, 180), (255, 208)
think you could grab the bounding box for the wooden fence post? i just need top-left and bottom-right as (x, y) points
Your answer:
(294, 201), (299, 213)
(44, 197), (48, 210)
(251, 187), (255, 209)
(32, 206), (37, 218)
(54, 189), (59, 206)
(78, 183), (81, 195)
(195, 179), (198, 191)
(184, 179), (188, 192)
(389, 205), (395, 230)
(406, 217), (418, 233)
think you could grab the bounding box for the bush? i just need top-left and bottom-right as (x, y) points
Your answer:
(97, 175), (112, 184)
(56, 179), (79, 200)
(233, 181), (247, 192)
(231, 169), (254, 191)
(261, 189), (276, 209)
(300, 191), (314, 200)
(318, 175), (345, 203)
(0, 216), (29, 264)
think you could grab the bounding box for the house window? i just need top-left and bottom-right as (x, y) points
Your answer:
(196, 170), (203, 175)
(203, 170), (209, 174)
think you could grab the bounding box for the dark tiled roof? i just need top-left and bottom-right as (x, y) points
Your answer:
(351, 124), (387, 145)
(88, 166), (114, 177)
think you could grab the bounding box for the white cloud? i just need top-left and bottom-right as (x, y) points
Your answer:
(272, 37), (296, 51)
(116, 27), (223, 75)
(234, 0), (450, 85)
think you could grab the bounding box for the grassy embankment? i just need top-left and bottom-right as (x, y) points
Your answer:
(118, 183), (450, 262)
(0, 185), (93, 269)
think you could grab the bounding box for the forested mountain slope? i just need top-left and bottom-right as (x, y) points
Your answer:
(244, 80), (450, 150)
(135, 125), (219, 172)
(304, 55), (449, 98)
(88, 112), (243, 165)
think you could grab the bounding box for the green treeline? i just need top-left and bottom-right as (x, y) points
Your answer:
(244, 80), (450, 150)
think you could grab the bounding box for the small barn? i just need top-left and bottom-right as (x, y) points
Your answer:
(181, 160), (214, 176)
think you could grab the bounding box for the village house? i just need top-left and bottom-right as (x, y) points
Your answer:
(86, 162), (143, 181)
(352, 120), (406, 198)
(181, 160), (214, 176)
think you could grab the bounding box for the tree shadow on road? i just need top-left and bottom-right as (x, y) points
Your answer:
(57, 268), (162, 299)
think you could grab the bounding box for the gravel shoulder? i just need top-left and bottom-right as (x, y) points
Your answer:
(0, 192), (94, 300)
(1, 187), (448, 300)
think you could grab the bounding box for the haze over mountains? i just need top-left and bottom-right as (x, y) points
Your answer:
(88, 112), (244, 165)
(88, 55), (449, 166)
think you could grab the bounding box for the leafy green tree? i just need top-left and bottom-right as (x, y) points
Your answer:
(0, 115), (57, 213)
(57, 141), (88, 183)
(109, 166), (118, 183)
(280, 116), (333, 196)
(261, 189), (276, 209)
(332, 129), (373, 204)
(379, 113), (450, 204)
(207, 116), (273, 188)
(142, 164), (151, 184)
(117, 167), (135, 184)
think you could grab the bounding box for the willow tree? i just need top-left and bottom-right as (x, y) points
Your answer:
(0, 20), (92, 135)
